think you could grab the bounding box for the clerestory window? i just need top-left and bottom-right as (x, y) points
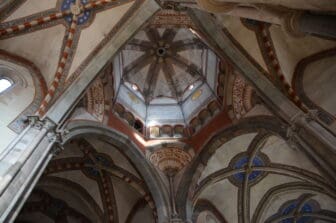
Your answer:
(0, 78), (13, 93)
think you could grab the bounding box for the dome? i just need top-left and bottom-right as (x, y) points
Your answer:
(113, 27), (221, 137)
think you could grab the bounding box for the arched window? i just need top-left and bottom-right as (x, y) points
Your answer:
(0, 78), (12, 93)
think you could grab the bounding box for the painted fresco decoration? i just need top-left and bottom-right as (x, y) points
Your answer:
(113, 25), (223, 138)
(2, 0), (336, 222)
(0, 0), (137, 118)
(61, 0), (92, 25)
(230, 153), (268, 185)
(267, 194), (322, 223)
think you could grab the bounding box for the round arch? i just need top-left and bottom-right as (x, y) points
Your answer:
(292, 47), (336, 125)
(175, 116), (288, 221)
(63, 120), (171, 223)
(36, 176), (104, 222)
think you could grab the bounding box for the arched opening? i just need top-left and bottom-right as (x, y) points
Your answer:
(0, 78), (12, 93)
(15, 121), (171, 223)
(293, 48), (336, 126)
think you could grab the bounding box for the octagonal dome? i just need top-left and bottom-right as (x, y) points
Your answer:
(113, 27), (221, 136)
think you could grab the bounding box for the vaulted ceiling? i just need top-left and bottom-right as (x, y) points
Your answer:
(1, 1), (336, 223)
(113, 27), (220, 131)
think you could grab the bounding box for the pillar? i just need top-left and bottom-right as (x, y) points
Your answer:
(188, 5), (336, 191)
(0, 1), (160, 222)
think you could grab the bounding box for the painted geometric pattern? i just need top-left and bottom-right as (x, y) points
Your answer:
(62, 0), (92, 25)
(232, 154), (266, 183)
(267, 195), (320, 223)
(281, 202), (314, 223)
(84, 153), (112, 177)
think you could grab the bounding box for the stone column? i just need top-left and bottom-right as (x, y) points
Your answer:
(0, 116), (59, 222)
(0, 1), (160, 222)
(148, 147), (193, 222)
(188, 8), (336, 182)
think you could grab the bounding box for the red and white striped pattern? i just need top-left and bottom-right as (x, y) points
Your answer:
(0, 0), (126, 115)
(0, 0), (121, 38)
(37, 16), (78, 116)
(260, 27), (307, 112)
(0, 11), (71, 37)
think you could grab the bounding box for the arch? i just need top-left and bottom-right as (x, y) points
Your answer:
(176, 115), (336, 221)
(0, 49), (47, 133)
(251, 182), (336, 223)
(63, 120), (171, 223)
(192, 199), (227, 223)
(36, 176), (104, 222)
(176, 116), (288, 220)
(292, 47), (336, 125)
(19, 189), (92, 223)
(125, 198), (155, 223)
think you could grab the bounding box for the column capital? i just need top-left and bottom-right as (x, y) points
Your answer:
(46, 127), (71, 156)
(26, 115), (57, 131)
(27, 115), (64, 155)
(286, 122), (301, 150)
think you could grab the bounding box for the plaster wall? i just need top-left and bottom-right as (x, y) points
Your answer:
(87, 137), (140, 178)
(0, 61), (34, 154)
(269, 25), (336, 84)
(261, 136), (321, 175)
(303, 55), (336, 116)
(130, 204), (155, 223)
(216, 15), (268, 72)
(50, 170), (104, 210)
(47, 186), (101, 222)
(67, 1), (135, 77)
(4, 0), (58, 22)
(199, 133), (257, 182)
(111, 176), (141, 223)
(0, 25), (66, 86)
(196, 212), (220, 223)
(198, 179), (238, 223)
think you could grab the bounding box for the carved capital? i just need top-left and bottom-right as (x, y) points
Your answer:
(306, 109), (320, 122)
(42, 117), (57, 131)
(50, 143), (65, 156)
(286, 123), (300, 149)
(286, 110), (319, 149)
(27, 115), (44, 130)
(47, 129), (66, 156)
(27, 116), (58, 131)
(46, 130), (61, 143)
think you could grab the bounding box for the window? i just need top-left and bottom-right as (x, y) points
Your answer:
(0, 78), (12, 93)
